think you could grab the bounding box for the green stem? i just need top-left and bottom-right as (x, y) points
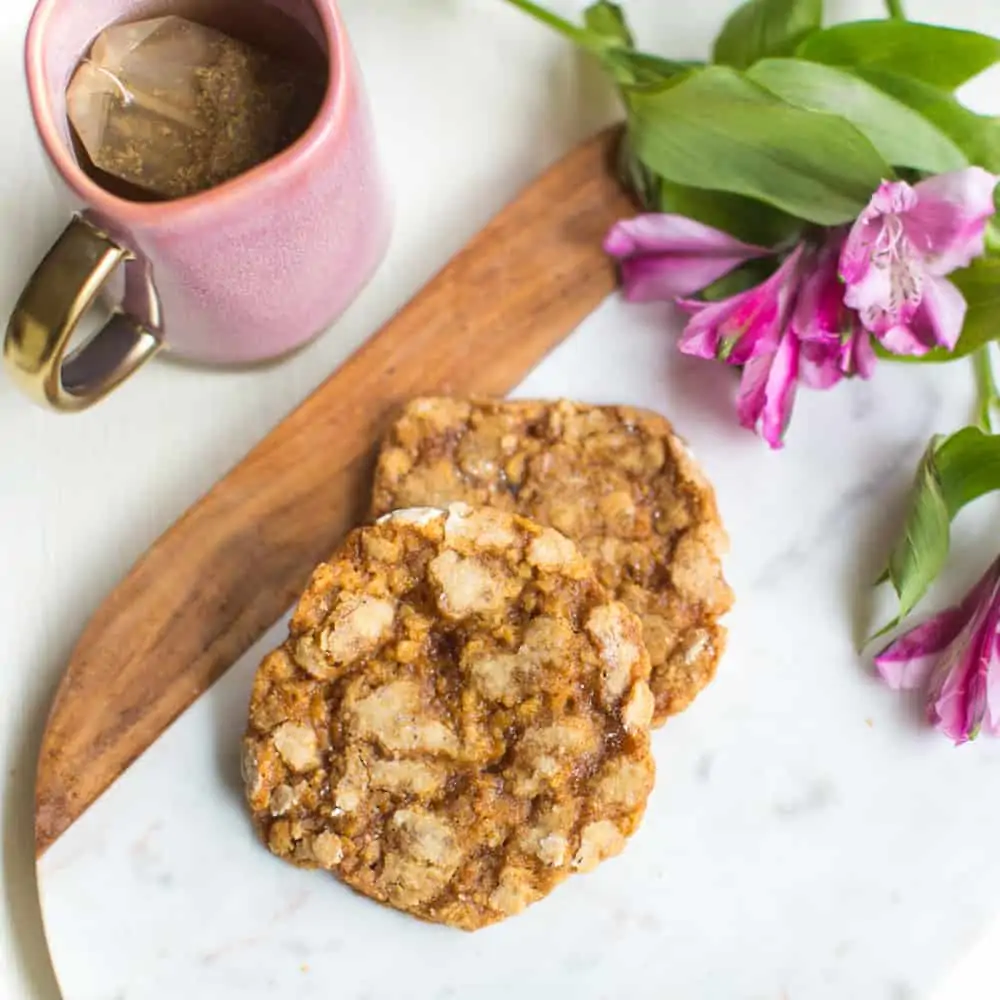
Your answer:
(986, 221), (1000, 256)
(884, 0), (906, 17)
(973, 345), (999, 433)
(500, 0), (598, 51)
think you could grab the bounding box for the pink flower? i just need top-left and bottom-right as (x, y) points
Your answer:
(735, 328), (800, 450)
(604, 214), (770, 301)
(602, 213), (913, 450)
(874, 556), (1000, 745)
(840, 169), (999, 356)
(793, 231), (876, 389)
(677, 247), (805, 448)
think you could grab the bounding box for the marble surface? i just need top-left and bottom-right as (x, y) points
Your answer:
(38, 297), (1000, 999)
(5, 1), (1000, 999)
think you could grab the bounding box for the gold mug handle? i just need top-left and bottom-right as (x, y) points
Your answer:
(4, 216), (161, 412)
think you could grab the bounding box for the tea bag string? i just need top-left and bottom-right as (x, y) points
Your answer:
(85, 59), (202, 130)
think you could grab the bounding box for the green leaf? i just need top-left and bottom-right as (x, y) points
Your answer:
(713, 0), (823, 70)
(972, 345), (1000, 433)
(988, 220), (1000, 254)
(876, 425), (1000, 637)
(856, 69), (1000, 173)
(746, 59), (967, 173)
(658, 180), (803, 247)
(616, 130), (660, 210)
(876, 258), (1000, 364)
(935, 425), (1000, 515)
(952, 261), (1000, 355)
(876, 437), (951, 637)
(583, 1), (633, 47)
(627, 66), (890, 226)
(798, 20), (1000, 90)
(605, 50), (701, 86)
(699, 257), (779, 302)
(581, 3), (698, 88)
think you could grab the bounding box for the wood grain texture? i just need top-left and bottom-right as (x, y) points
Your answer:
(35, 126), (635, 856)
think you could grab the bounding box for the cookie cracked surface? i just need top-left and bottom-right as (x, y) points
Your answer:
(243, 503), (655, 930)
(369, 397), (733, 723)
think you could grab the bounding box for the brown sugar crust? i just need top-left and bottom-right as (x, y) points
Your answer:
(369, 398), (733, 724)
(243, 503), (655, 930)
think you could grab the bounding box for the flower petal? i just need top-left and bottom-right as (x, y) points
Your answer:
(871, 180), (920, 217)
(877, 323), (931, 357)
(606, 215), (772, 301)
(759, 332), (799, 449)
(604, 214), (769, 259)
(677, 297), (734, 358)
(842, 182), (929, 337)
(850, 329), (877, 379)
(874, 607), (968, 690)
(792, 238), (843, 343)
(838, 217), (880, 289)
(677, 247), (803, 365)
(909, 275), (968, 351)
(874, 555), (1000, 743)
(798, 337), (844, 390)
(736, 334), (802, 448)
(792, 231), (873, 387)
(960, 565), (1000, 738)
(985, 629), (1000, 735)
(727, 247), (805, 365)
(736, 353), (770, 432)
(620, 253), (768, 302)
(724, 297), (782, 365)
(675, 297), (709, 317)
(927, 617), (995, 745)
(929, 651), (977, 744)
(964, 619), (996, 738)
(840, 181), (917, 286)
(923, 558), (1000, 743)
(843, 245), (923, 336)
(908, 168), (999, 276)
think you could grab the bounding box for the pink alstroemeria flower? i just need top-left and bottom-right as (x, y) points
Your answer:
(840, 168), (1000, 356)
(793, 231), (876, 389)
(677, 246), (805, 448)
(875, 556), (1000, 745)
(603, 215), (885, 449)
(604, 214), (770, 302)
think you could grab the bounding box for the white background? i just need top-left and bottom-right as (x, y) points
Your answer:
(2, 1), (999, 997)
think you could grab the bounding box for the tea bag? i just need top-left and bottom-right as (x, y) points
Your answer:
(67, 16), (324, 199)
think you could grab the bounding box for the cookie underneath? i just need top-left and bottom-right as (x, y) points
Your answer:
(369, 397), (733, 724)
(243, 503), (656, 930)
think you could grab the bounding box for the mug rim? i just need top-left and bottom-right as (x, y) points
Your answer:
(25, 0), (350, 224)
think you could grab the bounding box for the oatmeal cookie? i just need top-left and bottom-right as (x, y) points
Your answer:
(369, 398), (733, 724)
(243, 503), (655, 930)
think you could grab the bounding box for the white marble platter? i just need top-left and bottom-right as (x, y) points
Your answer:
(37, 294), (1000, 1000)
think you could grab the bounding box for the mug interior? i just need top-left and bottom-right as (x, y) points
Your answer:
(33, 0), (330, 205)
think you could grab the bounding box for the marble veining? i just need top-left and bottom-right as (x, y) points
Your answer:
(38, 295), (1000, 999)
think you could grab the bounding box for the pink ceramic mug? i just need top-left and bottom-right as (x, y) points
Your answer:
(5, 0), (390, 411)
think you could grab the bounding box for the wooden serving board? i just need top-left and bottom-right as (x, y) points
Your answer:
(35, 126), (635, 856)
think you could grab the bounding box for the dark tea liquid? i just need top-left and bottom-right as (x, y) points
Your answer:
(68, 0), (328, 202)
